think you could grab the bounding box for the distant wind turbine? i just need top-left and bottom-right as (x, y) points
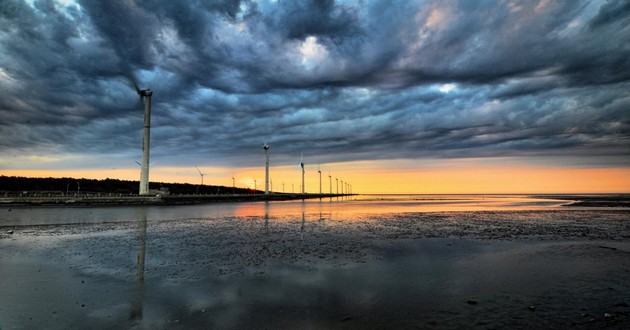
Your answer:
(195, 166), (206, 185)
(318, 164), (322, 194)
(135, 160), (156, 167)
(329, 172), (332, 194)
(299, 150), (305, 194)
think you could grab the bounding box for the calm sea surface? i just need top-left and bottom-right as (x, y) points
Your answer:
(1, 194), (629, 329)
(0, 194), (594, 226)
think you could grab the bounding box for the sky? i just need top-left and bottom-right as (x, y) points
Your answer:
(1, 0), (629, 194)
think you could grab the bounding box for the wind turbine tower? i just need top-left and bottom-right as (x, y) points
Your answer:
(263, 144), (270, 194)
(300, 150), (305, 194)
(138, 89), (153, 195)
(329, 173), (332, 194)
(318, 164), (322, 194)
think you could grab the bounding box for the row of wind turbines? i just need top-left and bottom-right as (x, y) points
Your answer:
(132, 87), (352, 196)
(260, 144), (353, 195)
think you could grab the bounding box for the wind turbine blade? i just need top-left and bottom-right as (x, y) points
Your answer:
(122, 73), (141, 94)
(195, 166), (202, 175)
(135, 161), (141, 166)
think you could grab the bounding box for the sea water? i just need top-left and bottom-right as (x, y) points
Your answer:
(0, 194), (581, 226)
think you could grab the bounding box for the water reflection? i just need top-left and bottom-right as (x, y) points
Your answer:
(1, 195), (579, 227)
(319, 200), (323, 222)
(130, 208), (147, 323)
(300, 200), (305, 241)
(264, 201), (270, 233)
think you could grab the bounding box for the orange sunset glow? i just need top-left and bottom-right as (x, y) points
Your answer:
(3, 159), (629, 194)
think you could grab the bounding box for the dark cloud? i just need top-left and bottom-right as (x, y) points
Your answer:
(589, 0), (630, 29)
(0, 0), (628, 170)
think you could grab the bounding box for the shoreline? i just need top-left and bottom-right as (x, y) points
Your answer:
(0, 193), (355, 207)
(541, 195), (630, 208)
(2, 193), (630, 208)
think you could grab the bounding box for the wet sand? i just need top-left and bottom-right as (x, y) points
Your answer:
(1, 209), (630, 329)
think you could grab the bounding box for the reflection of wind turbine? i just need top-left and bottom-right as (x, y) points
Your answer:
(318, 164), (322, 194)
(136, 88), (153, 195)
(300, 201), (305, 241)
(264, 201), (270, 232)
(130, 208), (147, 323)
(263, 143), (270, 194)
(299, 150), (305, 194)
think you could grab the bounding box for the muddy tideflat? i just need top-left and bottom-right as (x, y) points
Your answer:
(1, 198), (629, 329)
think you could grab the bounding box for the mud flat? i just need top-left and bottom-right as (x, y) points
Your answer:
(535, 194), (630, 208)
(1, 210), (630, 329)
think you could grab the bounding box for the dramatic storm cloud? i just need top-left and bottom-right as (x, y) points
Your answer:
(0, 0), (629, 171)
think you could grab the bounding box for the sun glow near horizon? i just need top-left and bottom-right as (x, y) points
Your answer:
(3, 158), (629, 194)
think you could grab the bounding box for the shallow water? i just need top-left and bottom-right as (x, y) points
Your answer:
(2, 236), (629, 330)
(1, 195), (629, 329)
(0, 194), (587, 226)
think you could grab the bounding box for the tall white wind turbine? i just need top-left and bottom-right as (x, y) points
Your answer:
(137, 88), (153, 195)
(263, 143), (270, 194)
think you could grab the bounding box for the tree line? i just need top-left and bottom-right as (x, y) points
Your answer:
(0, 176), (255, 195)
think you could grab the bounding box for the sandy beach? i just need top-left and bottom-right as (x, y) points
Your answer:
(1, 206), (629, 329)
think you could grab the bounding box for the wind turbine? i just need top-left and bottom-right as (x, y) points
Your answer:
(299, 150), (305, 194)
(195, 166), (206, 186)
(194, 167), (207, 195)
(329, 172), (332, 194)
(136, 88), (153, 195)
(195, 166), (206, 185)
(318, 164), (322, 194)
(135, 160), (156, 167)
(263, 143), (270, 194)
